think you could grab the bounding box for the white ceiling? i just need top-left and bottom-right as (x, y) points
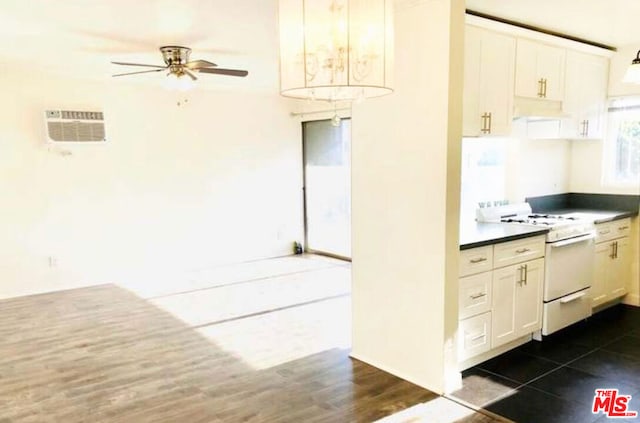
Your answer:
(0, 0), (281, 91)
(465, 0), (640, 48)
(0, 0), (637, 92)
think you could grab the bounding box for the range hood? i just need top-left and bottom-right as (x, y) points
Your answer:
(513, 97), (570, 119)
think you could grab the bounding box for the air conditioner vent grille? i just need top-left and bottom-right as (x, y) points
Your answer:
(45, 109), (106, 143)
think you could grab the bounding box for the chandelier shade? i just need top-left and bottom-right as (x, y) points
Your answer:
(278, 0), (394, 101)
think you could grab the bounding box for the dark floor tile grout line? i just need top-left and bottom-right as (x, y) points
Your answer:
(145, 264), (343, 300)
(190, 292), (351, 330)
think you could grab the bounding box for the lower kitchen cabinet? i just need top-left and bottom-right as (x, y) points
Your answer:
(458, 236), (546, 366)
(491, 258), (544, 348)
(593, 236), (630, 308)
(458, 312), (491, 361)
(592, 219), (631, 309)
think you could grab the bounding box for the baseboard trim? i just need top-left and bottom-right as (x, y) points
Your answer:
(623, 293), (640, 307)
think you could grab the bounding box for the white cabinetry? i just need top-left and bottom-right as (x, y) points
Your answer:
(515, 38), (565, 101)
(492, 258), (544, 347)
(592, 219), (632, 308)
(458, 235), (545, 365)
(463, 25), (516, 137)
(562, 51), (609, 139)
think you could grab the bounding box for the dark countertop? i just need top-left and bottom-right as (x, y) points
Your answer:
(460, 193), (638, 250)
(460, 222), (549, 250)
(539, 208), (638, 224)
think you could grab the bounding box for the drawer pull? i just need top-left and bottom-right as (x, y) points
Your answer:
(515, 248), (530, 254)
(470, 293), (487, 300)
(618, 226), (629, 230)
(469, 334), (486, 341)
(469, 257), (488, 264)
(560, 291), (586, 304)
(599, 229), (610, 235)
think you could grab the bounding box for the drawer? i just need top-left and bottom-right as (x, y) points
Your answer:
(459, 246), (493, 277)
(596, 218), (630, 243)
(459, 272), (492, 319)
(458, 312), (491, 361)
(493, 236), (545, 268)
(542, 289), (592, 335)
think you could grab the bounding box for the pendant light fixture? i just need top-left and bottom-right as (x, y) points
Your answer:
(623, 49), (640, 84)
(278, 0), (394, 102)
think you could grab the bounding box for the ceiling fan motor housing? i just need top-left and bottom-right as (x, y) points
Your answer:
(160, 46), (192, 66)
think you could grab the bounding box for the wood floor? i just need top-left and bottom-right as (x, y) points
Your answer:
(0, 255), (506, 422)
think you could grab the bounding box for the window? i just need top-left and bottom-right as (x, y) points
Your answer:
(460, 138), (507, 221)
(606, 97), (640, 185)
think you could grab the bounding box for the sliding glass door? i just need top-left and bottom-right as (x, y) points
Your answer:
(302, 119), (351, 259)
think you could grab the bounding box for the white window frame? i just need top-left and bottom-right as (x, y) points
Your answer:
(603, 96), (640, 188)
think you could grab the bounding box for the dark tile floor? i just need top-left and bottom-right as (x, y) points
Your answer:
(450, 304), (640, 423)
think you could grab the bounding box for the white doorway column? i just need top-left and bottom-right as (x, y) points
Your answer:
(350, 0), (464, 394)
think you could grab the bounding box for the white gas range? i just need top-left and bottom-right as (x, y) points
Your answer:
(477, 203), (596, 336)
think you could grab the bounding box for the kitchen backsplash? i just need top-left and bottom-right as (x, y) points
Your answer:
(526, 193), (640, 213)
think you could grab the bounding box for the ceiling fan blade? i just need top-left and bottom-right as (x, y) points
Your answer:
(186, 60), (217, 69)
(111, 61), (167, 68)
(112, 69), (166, 77)
(198, 68), (249, 77)
(184, 69), (198, 81)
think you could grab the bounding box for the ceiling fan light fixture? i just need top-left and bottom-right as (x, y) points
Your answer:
(623, 49), (640, 84)
(165, 72), (195, 91)
(278, 0), (394, 102)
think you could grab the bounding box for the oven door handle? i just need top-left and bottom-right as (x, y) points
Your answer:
(550, 233), (595, 248)
(560, 291), (587, 304)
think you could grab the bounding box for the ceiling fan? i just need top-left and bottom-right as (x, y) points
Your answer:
(111, 46), (248, 80)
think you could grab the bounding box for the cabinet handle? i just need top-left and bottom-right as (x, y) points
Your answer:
(600, 229), (610, 235)
(618, 226), (629, 230)
(524, 264), (528, 285)
(469, 334), (486, 342)
(515, 248), (530, 254)
(610, 242), (616, 259)
(481, 113), (491, 134)
(542, 78), (548, 98)
(614, 241), (618, 259)
(537, 78), (544, 97)
(585, 120), (589, 136)
(518, 265), (524, 285)
(470, 292), (487, 300)
(580, 120), (589, 137)
(470, 257), (487, 264)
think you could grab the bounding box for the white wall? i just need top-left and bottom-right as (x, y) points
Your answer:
(0, 70), (302, 299)
(351, 0), (463, 394)
(506, 137), (571, 202)
(608, 44), (640, 97)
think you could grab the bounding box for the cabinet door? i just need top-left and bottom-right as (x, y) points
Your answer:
(463, 25), (482, 137)
(463, 26), (515, 137)
(515, 38), (565, 101)
(610, 237), (630, 299)
(592, 242), (611, 308)
(536, 44), (565, 101)
(492, 264), (518, 347)
(479, 30), (516, 136)
(563, 51), (608, 139)
(514, 258), (544, 336)
(514, 39), (539, 98)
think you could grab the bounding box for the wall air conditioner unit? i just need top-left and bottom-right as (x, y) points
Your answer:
(44, 110), (106, 143)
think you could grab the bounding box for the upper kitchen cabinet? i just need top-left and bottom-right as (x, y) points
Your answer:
(514, 38), (565, 101)
(463, 25), (516, 137)
(561, 51), (609, 139)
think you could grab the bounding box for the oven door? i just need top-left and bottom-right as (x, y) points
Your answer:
(544, 233), (596, 302)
